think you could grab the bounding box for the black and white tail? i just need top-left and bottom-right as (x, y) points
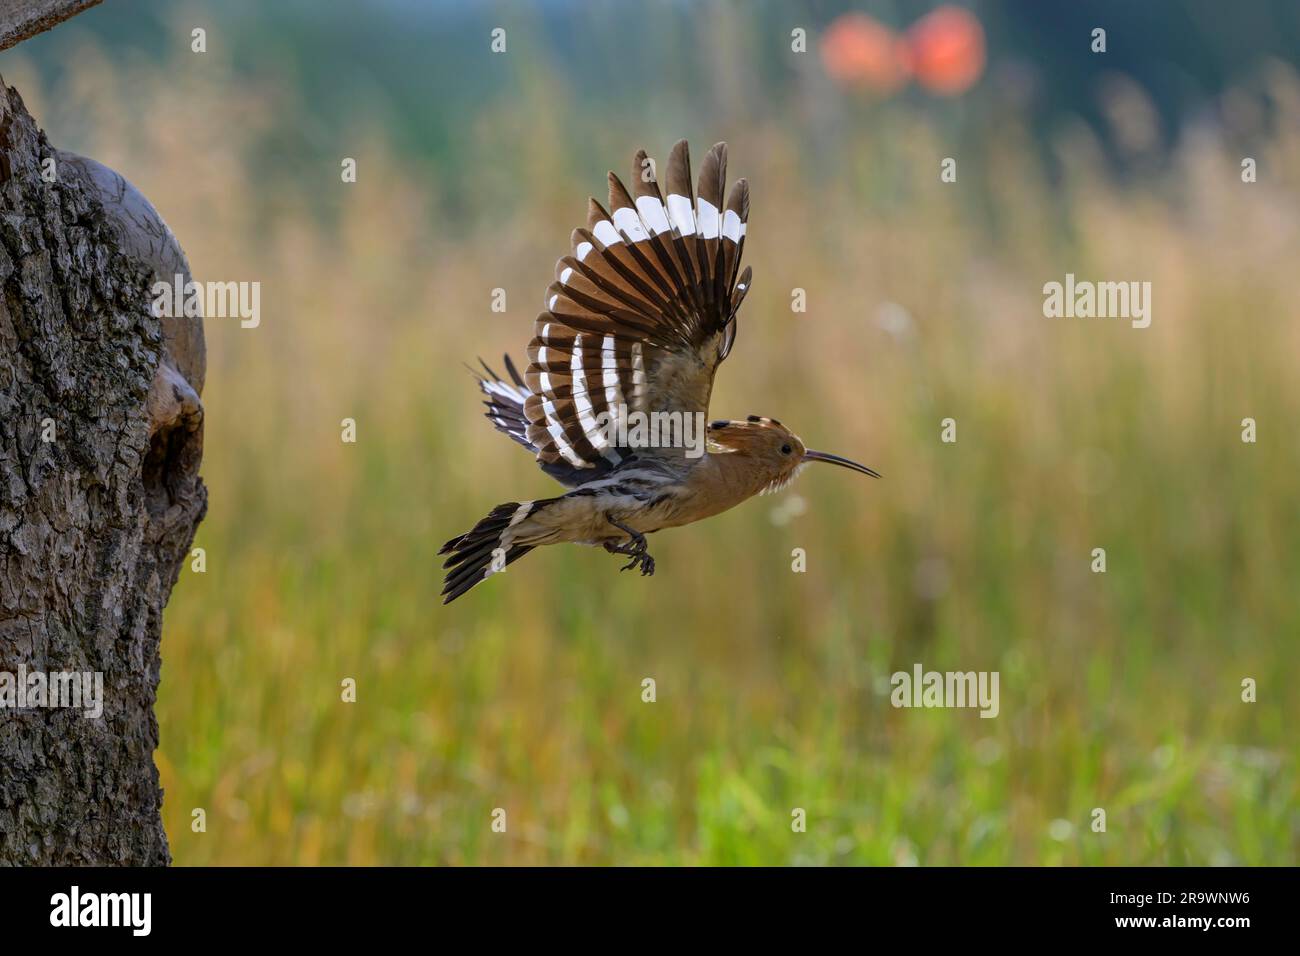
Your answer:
(439, 499), (547, 604)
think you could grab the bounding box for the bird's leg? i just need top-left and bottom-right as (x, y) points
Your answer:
(604, 518), (655, 576)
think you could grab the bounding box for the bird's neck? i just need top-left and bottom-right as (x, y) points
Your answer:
(699, 448), (770, 503)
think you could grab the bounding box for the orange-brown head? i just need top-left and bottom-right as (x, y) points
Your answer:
(707, 415), (880, 496)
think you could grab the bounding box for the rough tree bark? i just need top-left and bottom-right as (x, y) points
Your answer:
(0, 0), (100, 53)
(0, 63), (205, 865)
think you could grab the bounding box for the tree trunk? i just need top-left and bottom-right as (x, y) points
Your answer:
(0, 76), (205, 864)
(0, 0), (101, 53)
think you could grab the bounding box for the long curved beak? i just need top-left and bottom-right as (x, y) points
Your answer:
(803, 449), (881, 479)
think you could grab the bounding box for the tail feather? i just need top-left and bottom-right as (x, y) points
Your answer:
(440, 500), (544, 604)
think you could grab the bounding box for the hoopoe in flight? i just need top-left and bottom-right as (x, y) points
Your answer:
(441, 140), (879, 603)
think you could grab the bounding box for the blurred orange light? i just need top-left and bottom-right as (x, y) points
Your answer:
(905, 6), (986, 96)
(820, 13), (908, 95)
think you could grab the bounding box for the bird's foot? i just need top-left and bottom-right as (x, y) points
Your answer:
(619, 550), (655, 576)
(604, 523), (654, 576)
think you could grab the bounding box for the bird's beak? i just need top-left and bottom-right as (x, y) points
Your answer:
(803, 449), (881, 479)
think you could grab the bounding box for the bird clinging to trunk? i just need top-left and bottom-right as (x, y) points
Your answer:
(441, 140), (879, 603)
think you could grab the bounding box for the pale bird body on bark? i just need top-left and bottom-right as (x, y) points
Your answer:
(441, 141), (878, 603)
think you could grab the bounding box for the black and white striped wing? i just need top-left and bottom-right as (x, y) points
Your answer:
(523, 140), (752, 477)
(476, 355), (533, 451)
(474, 356), (614, 487)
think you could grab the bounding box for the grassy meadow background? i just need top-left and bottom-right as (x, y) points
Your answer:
(8, 0), (1299, 864)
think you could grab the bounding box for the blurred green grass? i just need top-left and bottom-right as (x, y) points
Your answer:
(9, 13), (1299, 865)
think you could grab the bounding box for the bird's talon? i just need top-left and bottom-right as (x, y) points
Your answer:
(617, 550), (654, 575)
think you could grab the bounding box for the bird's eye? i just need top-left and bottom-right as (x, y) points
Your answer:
(780, 443), (792, 456)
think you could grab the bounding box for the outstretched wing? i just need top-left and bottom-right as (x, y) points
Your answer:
(522, 140), (752, 477)
(473, 355), (611, 487)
